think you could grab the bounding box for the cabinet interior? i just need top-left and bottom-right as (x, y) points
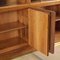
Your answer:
(0, 9), (35, 59)
(43, 5), (60, 44)
(0, 0), (60, 58)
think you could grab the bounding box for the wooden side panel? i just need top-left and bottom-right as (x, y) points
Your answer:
(18, 9), (28, 41)
(18, 9), (28, 25)
(28, 9), (49, 55)
(49, 11), (56, 53)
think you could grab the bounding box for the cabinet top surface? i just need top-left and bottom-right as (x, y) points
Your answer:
(0, 1), (60, 12)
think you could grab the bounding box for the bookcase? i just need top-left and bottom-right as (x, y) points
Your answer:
(0, 0), (60, 60)
(0, 0), (34, 60)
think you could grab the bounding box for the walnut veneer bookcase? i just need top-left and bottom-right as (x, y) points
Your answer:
(0, 0), (60, 60)
(0, 0), (35, 60)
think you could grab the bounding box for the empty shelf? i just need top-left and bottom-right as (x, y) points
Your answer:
(0, 45), (35, 59)
(0, 22), (26, 33)
(0, 37), (27, 49)
(0, 37), (28, 54)
(0, 43), (27, 54)
(0, 37), (35, 59)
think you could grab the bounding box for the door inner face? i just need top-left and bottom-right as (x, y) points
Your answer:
(28, 8), (54, 56)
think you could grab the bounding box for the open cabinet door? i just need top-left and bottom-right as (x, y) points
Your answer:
(28, 8), (55, 56)
(48, 10), (56, 53)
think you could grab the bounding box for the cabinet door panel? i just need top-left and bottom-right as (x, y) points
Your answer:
(49, 11), (55, 53)
(28, 8), (55, 56)
(28, 8), (50, 55)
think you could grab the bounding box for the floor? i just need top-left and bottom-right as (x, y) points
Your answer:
(12, 44), (60, 60)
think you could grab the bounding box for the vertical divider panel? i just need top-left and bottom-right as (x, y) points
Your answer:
(18, 9), (28, 41)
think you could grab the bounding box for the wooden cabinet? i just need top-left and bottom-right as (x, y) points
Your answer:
(0, 0), (34, 60)
(0, 10), (35, 59)
(28, 8), (50, 55)
(28, 4), (60, 56)
(0, 0), (60, 59)
(28, 8), (55, 55)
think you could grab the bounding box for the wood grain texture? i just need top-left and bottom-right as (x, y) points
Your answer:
(0, 4), (29, 13)
(0, 44), (35, 60)
(44, 5), (60, 53)
(0, 0), (60, 58)
(30, 1), (60, 8)
(0, 10), (19, 44)
(0, 1), (29, 58)
(0, 11), (17, 25)
(18, 9), (28, 25)
(0, 22), (25, 33)
(38, 7), (55, 54)
(0, 1), (60, 12)
(0, 37), (26, 49)
(18, 9), (29, 42)
(0, 37), (27, 54)
(28, 8), (49, 55)
(49, 11), (56, 53)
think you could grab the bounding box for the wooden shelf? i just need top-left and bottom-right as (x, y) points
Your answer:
(56, 16), (60, 21)
(0, 37), (27, 50)
(0, 42), (27, 54)
(0, 45), (35, 60)
(0, 37), (35, 60)
(0, 22), (26, 33)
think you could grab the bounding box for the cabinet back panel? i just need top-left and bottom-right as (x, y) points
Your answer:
(0, 11), (17, 25)
(18, 9), (28, 25)
(0, 30), (18, 40)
